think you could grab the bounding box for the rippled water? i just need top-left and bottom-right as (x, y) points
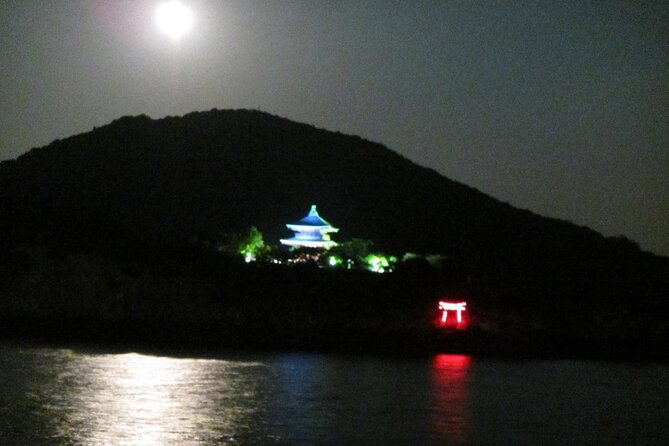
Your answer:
(0, 343), (667, 445)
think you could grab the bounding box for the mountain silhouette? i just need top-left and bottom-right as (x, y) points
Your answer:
(0, 109), (667, 356)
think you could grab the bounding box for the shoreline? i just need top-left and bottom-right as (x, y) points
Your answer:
(2, 321), (665, 364)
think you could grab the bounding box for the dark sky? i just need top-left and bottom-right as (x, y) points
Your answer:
(1, 1), (667, 255)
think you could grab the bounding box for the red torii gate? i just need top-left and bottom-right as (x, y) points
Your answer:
(438, 301), (468, 329)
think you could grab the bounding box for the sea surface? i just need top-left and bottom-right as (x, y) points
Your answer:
(0, 343), (666, 445)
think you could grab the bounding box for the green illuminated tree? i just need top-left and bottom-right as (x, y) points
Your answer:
(363, 253), (398, 273)
(329, 238), (373, 267)
(216, 226), (272, 262)
(239, 226), (270, 262)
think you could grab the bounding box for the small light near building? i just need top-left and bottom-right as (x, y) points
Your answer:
(438, 301), (468, 330)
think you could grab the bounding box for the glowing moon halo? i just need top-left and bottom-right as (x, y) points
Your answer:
(156, 1), (193, 41)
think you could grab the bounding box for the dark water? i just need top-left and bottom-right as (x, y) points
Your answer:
(0, 344), (666, 445)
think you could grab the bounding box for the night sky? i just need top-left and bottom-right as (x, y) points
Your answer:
(1, 1), (667, 256)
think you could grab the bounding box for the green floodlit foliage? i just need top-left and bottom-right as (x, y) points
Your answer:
(328, 238), (373, 267)
(215, 226), (273, 262)
(239, 226), (270, 262)
(403, 252), (447, 269)
(363, 254), (398, 273)
(324, 239), (397, 273)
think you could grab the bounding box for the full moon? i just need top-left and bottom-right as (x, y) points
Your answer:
(156, 1), (193, 41)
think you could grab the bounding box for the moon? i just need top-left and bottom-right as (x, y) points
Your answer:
(156, 1), (193, 41)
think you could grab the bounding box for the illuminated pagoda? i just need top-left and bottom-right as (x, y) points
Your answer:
(280, 205), (339, 249)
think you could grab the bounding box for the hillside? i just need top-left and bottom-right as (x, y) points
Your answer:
(0, 109), (667, 358)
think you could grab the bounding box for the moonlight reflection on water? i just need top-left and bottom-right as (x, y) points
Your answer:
(50, 352), (268, 444)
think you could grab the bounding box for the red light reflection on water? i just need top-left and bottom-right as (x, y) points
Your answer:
(431, 354), (471, 443)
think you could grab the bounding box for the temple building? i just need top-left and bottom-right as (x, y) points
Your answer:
(280, 205), (339, 248)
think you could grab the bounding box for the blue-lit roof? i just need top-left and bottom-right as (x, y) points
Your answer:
(281, 205), (339, 248)
(290, 205), (334, 228)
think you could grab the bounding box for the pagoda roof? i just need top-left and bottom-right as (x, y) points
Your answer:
(288, 205), (335, 228)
